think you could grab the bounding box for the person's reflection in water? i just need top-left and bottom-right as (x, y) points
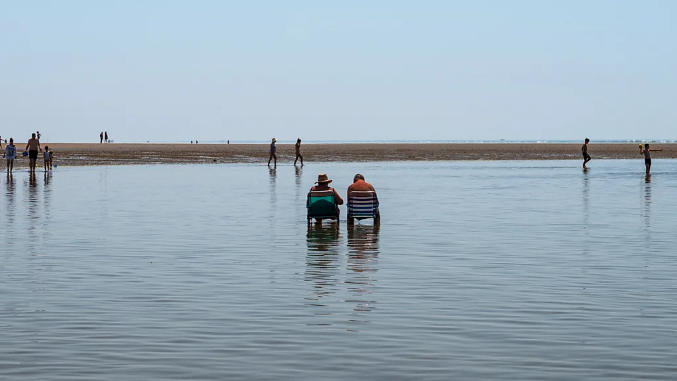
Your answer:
(346, 225), (380, 327)
(43, 171), (53, 240)
(269, 167), (277, 219)
(643, 175), (652, 232)
(26, 172), (39, 239)
(582, 168), (589, 232)
(295, 166), (302, 187)
(5, 173), (16, 225)
(305, 224), (341, 321)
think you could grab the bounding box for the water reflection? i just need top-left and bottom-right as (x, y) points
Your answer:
(43, 172), (53, 241)
(269, 167), (277, 218)
(295, 166), (303, 187)
(26, 172), (39, 240)
(5, 173), (16, 225)
(305, 225), (341, 314)
(643, 176), (652, 232)
(346, 225), (380, 318)
(582, 169), (590, 230)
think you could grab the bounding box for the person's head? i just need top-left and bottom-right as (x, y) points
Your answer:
(45, 146), (49, 151)
(297, 138), (301, 143)
(315, 173), (332, 186)
(353, 174), (365, 183)
(585, 138), (589, 143)
(9, 138), (13, 144)
(31, 133), (36, 138)
(645, 143), (650, 149)
(272, 138), (276, 142)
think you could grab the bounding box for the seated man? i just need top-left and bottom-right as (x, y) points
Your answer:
(308, 173), (344, 223)
(347, 174), (379, 224)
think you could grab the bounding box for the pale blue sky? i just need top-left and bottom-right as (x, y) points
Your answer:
(1, 0), (675, 142)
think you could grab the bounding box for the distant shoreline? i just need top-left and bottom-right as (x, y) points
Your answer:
(2, 143), (676, 167)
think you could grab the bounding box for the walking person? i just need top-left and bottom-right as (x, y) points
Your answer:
(582, 138), (591, 168)
(104, 131), (108, 143)
(294, 138), (304, 166)
(4, 138), (16, 174)
(639, 143), (662, 176)
(36, 131), (41, 140)
(267, 138), (277, 167)
(100, 132), (104, 143)
(25, 133), (41, 173)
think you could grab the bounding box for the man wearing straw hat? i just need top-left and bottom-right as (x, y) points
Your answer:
(268, 138), (277, 167)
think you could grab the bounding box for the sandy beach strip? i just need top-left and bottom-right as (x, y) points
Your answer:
(1, 143), (675, 167)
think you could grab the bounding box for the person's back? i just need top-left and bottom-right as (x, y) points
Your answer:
(347, 174), (376, 196)
(311, 183), (344, 204)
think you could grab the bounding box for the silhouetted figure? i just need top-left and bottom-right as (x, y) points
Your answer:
(294, 138), (304, 166)
(640, 143), (662, 176)
(582, 138), (591, 168)
(268, 138), (277, 167)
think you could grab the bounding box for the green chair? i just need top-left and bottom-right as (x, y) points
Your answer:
(307, 190), (340, 224)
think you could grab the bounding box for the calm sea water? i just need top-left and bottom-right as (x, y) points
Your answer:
(2, 160), (677, 380)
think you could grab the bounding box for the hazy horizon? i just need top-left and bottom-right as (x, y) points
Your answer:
(1, 1), (675, 143)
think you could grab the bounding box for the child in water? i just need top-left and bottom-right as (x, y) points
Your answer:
(44, 146), (51, 171)
(639, 143), (662, 176)
(4, 138), (16, 174)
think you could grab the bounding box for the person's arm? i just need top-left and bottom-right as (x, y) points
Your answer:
(651, 149), (663, 152)
(333, 188), (344, 205)
(26, 141), (30, 151)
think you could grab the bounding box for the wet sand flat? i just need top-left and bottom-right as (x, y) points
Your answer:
(2, 143), (675, 167)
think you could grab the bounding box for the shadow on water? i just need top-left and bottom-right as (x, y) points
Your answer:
(305, 224), (341, 317)
(346, 225), (380, 322)
(5, 173), (16, 226)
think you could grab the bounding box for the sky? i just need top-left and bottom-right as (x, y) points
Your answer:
(1, 0), (675, 143)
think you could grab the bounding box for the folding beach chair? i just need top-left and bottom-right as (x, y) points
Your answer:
(307, 190), (340, 224)
(347, 191), (380, 225)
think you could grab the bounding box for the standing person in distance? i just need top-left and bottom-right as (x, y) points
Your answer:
(639, 143), (662, 176)
(4, 138), (16, 174)
(582, 138), (591, 168)
(104, 131), (108, 143)
(100, 132), (104, 143)
(294, 138), (304, 166)
(268, 138), (277, 167)
(25, 133), (41, 173)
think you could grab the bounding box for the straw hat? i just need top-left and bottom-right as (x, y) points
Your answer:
(315, 173), (332, 184)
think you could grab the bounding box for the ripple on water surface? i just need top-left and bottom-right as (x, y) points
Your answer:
(2, 161), (677, 380)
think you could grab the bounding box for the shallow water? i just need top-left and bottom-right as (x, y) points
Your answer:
(2, 160), (677, 380)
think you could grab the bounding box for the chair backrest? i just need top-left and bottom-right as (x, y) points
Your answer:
(307, 190), (338, 217)
(348, 191), (379, 218)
